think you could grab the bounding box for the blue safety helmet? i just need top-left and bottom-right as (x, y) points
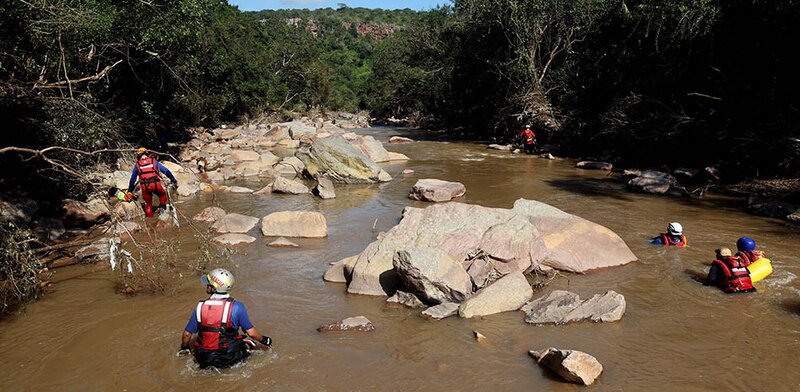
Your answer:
(736, 237), (756, 251)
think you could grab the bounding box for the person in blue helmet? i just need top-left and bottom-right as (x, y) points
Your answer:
(179, 268), (272, 369)
(734, 237), (766, 267)
(651, 222), (687, 247)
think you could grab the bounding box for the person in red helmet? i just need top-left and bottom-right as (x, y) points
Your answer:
(518, 125), (537, 154)
(127, 148), (178, 217)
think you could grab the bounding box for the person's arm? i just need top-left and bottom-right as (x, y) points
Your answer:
(156, 162), (177, 184)
(704, 263), (721, 286)
(235, 303), (272, 347)
(651, 236), (664, 245)
(181, 330), (192, 350)
(179, 310), (199, 353)
(127, 166), (138, 193)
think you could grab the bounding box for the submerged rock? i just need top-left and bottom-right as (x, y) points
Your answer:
(213, 233), (256, 245)
(389, 136), (415, 143)
(421, 302), (460, 320)
(409, 179), (466, 202)
(317, 316), (375, 332)
(521, 290), (626, 324)
(529, 348), (603, 385)
(192, 206), (226, 223)
(627, 170), (689, 196)
(268, 237), (299, 248)
(386, 290), (426, 308)
(211, 213), (259, 234)
(487, 144), (512, 151)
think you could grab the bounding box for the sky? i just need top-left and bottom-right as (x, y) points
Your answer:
(228, 0), (447, 11)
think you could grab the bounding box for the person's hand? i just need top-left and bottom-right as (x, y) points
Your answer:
(260, 336), (272, 348)
(171, 181), (178, 190)
(124, 192), (134, 202)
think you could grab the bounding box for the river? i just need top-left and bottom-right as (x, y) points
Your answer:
(1, 127), (799, 391)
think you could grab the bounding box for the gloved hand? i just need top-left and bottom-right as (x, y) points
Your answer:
(260, 336), (272, 347)
(170, 181), (178, 190)
(124, 192), (134, 202)
(176, 348), (191, 357)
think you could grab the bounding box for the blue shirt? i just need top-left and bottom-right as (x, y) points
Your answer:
(127, 160), (177, 192)
(184, 295), (254, 334)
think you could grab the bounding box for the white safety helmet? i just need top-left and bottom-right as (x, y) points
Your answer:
(200, 268), (235, 293)
(668, 222), (683, 235)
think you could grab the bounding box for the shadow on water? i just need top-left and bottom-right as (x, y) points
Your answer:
(544, 177), (636, 201)
(684, 268), (708, 284)
(779, 299), (800, 316)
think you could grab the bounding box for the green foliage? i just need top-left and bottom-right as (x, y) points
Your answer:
(0, 223), (44, 318)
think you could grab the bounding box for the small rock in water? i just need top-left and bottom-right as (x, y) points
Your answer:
(539, 153), (557, 160)
(521, 290), (626, 325)
(389, 136), (415, 143)
(402, 169), (414, 175)
(213, 233), (256, 245)
(268, 237), (299, 248)
(317, 316), (375, 332)
(192, 206), (226, 223)
(529, 348), (603, 385)
(487, 144), (512, 151)
(409, 179), (466, 202)
(313, 177), (336, 199)
(473, 331), (487, 342)
(576, 161), (613, 171)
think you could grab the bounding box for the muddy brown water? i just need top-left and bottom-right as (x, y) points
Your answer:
(2, 128), (799, 391)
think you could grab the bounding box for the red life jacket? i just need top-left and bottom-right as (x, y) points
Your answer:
(659, 233), (687, 247)
(136, 156), (161, 185)
(735, 250), (764, 267)
(519, 129), (536, 145)
(713, 256), (755, 293)
(194, 297), (241, 352)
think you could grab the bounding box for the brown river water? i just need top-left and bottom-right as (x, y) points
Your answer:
(2, 127), (799, 391)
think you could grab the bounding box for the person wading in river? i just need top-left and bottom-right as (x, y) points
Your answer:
(179, 268), (272, 369)
(518, 125), (537, 154)
(651, 222), (687, 246)
(704, 248), (756, 293)
(127, 147), (178, 218)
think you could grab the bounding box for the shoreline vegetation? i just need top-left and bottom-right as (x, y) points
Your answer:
(1, 1), (799, 314)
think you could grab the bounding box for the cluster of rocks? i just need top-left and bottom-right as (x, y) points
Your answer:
(190, 206), (327, 245)
(324, 199), (636, 324)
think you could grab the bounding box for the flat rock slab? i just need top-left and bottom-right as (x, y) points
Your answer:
(272, 176), (310, 194)
(313, 177), (336, 199)
(521, 290), (626, 324)
(261, 211), (327, 238)
(230, 150), (261, 163)
(192, 206), (226, 223)
(409, 179), (466, 202)
(389, 136), (415, 143)
(458, 271), (533, 318)
(211, 213), (259, 234)
(421, 302), (460, 320)
(575, 161), (613, 171)
(317, 316), (375, 332)
(268, 237), (299, 248)
(387, 152), (410, 161)
(213, 233), (256, 245)
(530, 348), (603, 385)
(224, 186), (254, 194)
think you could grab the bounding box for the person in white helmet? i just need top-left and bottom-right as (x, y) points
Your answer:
(651, 222), (687, 247)
(178, 268), (272, 369)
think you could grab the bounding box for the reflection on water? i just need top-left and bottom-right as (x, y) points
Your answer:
(1, 127), (799, 391)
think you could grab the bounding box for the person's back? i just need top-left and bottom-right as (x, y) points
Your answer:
(705, 248), (756, 293)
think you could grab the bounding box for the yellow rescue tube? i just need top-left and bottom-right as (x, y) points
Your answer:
(748, 258), (773, 283)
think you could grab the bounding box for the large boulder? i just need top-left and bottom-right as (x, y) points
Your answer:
(285, 121), (316, 140)
(352, 135), (390, 163)
(272, 176), (310, 194)
(392, 248), (473, 305)
(521, 290), (626, 324)
(60, 198), (110, 228)
(297, 135), (392, 184)
(529, 348), (603, 386)
(211, 213), (259, 234)
(458, 272), (532, 318)
(192, 206), (226, 223)
(260, 211), (327, 238)
(511, 199), (637, 273)
(345, 200), (635, 297)
(409, 179), (466, 202)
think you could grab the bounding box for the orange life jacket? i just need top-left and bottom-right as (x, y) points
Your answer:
(660, 233), (687, 247)
(713, 256), (755, 293)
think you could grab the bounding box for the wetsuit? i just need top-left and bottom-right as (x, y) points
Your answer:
(184, 293), (255, 369)
(127, 158), (177, 217)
